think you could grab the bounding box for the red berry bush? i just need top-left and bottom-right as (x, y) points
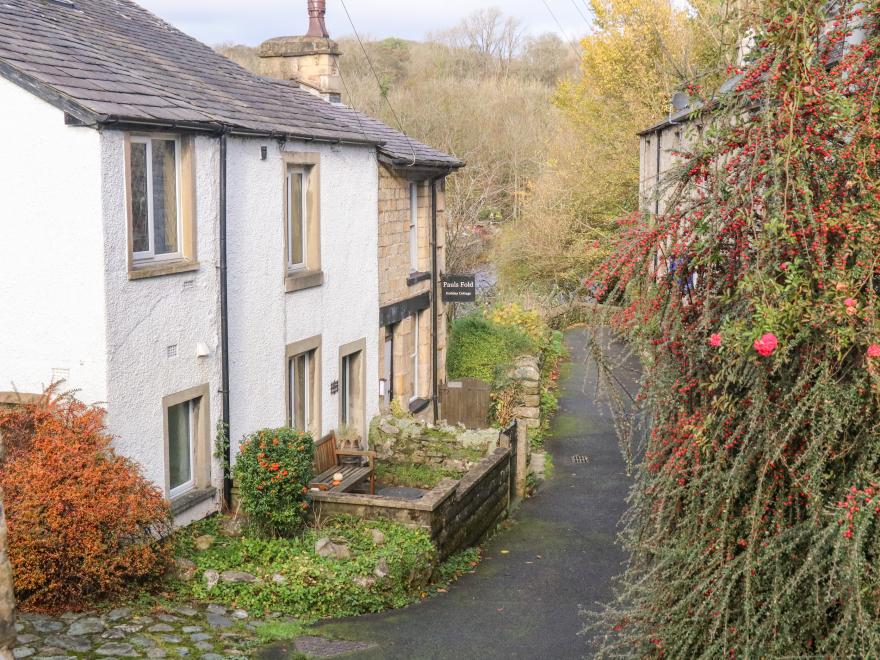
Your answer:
(0, 390), (171, 613)
(234, 428), (314, 537)
(589, 1), (880, 655)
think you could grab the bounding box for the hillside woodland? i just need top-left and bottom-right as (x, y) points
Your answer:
(218, 2), (755, 306)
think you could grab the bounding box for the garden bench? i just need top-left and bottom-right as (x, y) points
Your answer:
(310, 431), (376, 494)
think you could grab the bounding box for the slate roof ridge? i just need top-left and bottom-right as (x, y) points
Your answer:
(0, 0), (380, 144)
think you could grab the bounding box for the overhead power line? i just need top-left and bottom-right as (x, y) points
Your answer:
(569, 0), (591, 27)
(541, 0), (584, 59)
(338, 0), (417, 166)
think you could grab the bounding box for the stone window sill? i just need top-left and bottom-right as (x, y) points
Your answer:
(286, 269), (325, 293)
(409, 397), (431, 414)
(170, 486), (217, 517)
(129, 259), (199, 281)
(407, 271), (431, 287)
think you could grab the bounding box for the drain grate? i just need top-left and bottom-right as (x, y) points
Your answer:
(571, 455), (590, 465)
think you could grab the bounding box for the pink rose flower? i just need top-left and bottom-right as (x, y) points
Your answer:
(868, 344), (880, 358)
(709, 333), (722, 347)
(754, 333), (778, 357)
(845, 298), (857, 308)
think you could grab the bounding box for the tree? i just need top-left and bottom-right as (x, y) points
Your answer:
(432, 7), (525, 76)
(497, 0), (723, 300)
(589, 0), (880, 654)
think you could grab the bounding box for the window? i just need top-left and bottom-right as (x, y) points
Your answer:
(162, 384), (210, 504)
(410, 312), (421, 400)
(283, 153), (323, 292)
(167, 399), (194, 498)
(286, 168), (308, 270)
(409, 182), (419, 272)
(289, 350), (315, 432)
(125, 134), (196, 278)
(339, 340), (366, 437)
(131, 137), (180, 260)
(286, 336), (321, 436)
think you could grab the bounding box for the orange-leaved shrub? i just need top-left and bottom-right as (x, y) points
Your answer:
(0, 388), (171, 612)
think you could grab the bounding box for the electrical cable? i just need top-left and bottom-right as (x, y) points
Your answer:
(338, 0), (418, 166)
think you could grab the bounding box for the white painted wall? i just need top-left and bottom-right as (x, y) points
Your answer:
(0, 73), (380, 516)
(226, 137), (380, 455)
(0, 77), (107, 403)
(100, 131), (223, 502)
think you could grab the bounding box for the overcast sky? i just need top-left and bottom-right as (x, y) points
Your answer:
(137, 0), (591, 47)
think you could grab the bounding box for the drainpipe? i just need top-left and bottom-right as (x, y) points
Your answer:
(219, 132), (232, 508)
(430, 177), (441, 424)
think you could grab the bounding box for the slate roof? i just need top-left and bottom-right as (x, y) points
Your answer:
(329, 104), (464, 170)
(0, 0), (462, 169)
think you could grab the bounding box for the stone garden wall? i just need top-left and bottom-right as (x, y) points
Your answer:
(311, 448), (514, 560)
(510, 355), (541, 430)
(370, 414), (499, 472)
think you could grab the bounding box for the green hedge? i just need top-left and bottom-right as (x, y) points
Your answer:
(447, 313), (537, 383)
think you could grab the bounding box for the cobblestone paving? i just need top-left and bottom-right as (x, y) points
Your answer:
(13, 603), (296, 659)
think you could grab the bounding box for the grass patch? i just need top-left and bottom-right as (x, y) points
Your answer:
(375, 463), (465, 489)
(254, 619), (311, 643)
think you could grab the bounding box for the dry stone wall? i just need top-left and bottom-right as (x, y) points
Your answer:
(370, 414), (499, 472)
(510, 355), (541, 430)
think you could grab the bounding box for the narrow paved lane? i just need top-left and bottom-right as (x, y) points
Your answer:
(267, 329), (637, 659)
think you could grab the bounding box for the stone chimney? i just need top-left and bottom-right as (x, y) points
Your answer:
(258, 0), (343, 103)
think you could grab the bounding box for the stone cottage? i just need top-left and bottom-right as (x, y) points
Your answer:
(0, 0), (459, 524)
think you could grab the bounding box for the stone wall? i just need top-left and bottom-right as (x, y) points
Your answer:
(370, 413), (499, 472)
(510, 355), (541, 430)
(311, 448), (513, 559)
(377, 166), (448, 412)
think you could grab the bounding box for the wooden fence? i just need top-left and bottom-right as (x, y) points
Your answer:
(440, 378), (491, 429)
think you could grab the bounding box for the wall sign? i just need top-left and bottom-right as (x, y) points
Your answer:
(330, 380), (339, 395)
(441, 275), (476, 303)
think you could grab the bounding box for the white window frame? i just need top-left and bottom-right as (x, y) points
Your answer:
(168, 399), (195, 499)
(409, 182), (419, 272)
(410, 312), (420, 401)
(130, 136), (183, 264)
(289, 350), (313, 432)
(287, 167), (309, 272)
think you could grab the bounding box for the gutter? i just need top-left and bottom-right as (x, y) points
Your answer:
(219, 131), (233, 508)
(430, 177), (441, 423)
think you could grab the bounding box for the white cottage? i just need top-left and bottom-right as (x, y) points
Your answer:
(0, 0), (456, 524)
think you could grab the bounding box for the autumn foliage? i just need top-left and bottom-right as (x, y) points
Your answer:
(0, 390), (171, 613)
(588, 0), (880, 655)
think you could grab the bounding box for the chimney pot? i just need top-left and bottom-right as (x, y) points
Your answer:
(307, 0), (329, 38)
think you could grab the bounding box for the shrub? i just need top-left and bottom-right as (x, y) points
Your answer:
(0, 389), (171, 613)
(447, 312), (536, 382)
(234, 428), (314, 537)
(490, 303), (548, 344)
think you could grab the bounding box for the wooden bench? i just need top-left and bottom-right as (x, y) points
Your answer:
(310, 431), (376, 494)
